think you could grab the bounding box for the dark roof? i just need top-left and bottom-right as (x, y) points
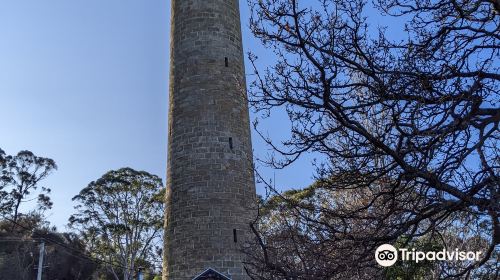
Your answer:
(192, 268), (231, 280)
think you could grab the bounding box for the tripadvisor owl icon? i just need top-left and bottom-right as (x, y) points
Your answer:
(375, 244), (398, 267)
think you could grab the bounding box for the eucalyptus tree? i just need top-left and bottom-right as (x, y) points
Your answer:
(0, 148), (8, 215)
(69, 167), (164, 280)
(0, 149), (56, 222)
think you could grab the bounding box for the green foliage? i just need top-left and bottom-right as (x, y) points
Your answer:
(0, 148), (57, 222)
(0, 148), (10, 216)
(69, 167), (165, 280)
(0, 212), (96, 280)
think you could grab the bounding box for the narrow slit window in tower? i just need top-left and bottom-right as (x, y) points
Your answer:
(233, 229), (237, 243)
(225, 57), (229, 67)
(229, 137), (233, 150)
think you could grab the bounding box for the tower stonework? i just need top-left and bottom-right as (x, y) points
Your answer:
(164, 1), (256, 280)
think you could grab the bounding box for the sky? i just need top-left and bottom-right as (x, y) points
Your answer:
(0, 0), (318, 230)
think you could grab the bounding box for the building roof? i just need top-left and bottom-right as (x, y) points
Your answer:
(192, 268), (232, 280)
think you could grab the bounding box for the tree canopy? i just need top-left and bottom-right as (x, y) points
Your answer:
(0, 149), (56, 223)
(69, 167), (165, 280)
(0, 213), (96, 280)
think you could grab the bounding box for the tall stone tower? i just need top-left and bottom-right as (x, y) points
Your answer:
(164, 0), (256, 279)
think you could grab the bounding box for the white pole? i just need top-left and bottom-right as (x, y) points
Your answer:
(37, 241), (45, 280)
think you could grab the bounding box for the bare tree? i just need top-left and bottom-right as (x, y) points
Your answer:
(246, 0), (499, 278)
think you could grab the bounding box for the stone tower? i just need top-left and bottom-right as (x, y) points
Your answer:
(164, 0), (256, 279)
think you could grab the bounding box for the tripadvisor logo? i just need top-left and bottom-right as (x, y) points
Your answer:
(375, 244), (398, 267)
(375, 244), (483, 267)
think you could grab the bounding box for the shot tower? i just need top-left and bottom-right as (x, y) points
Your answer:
(164, 0), (256, 279)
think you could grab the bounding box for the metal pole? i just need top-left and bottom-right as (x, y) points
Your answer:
(37, 241), (45, 280)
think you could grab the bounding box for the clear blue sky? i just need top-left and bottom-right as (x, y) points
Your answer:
(0, 0), (317, 230)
